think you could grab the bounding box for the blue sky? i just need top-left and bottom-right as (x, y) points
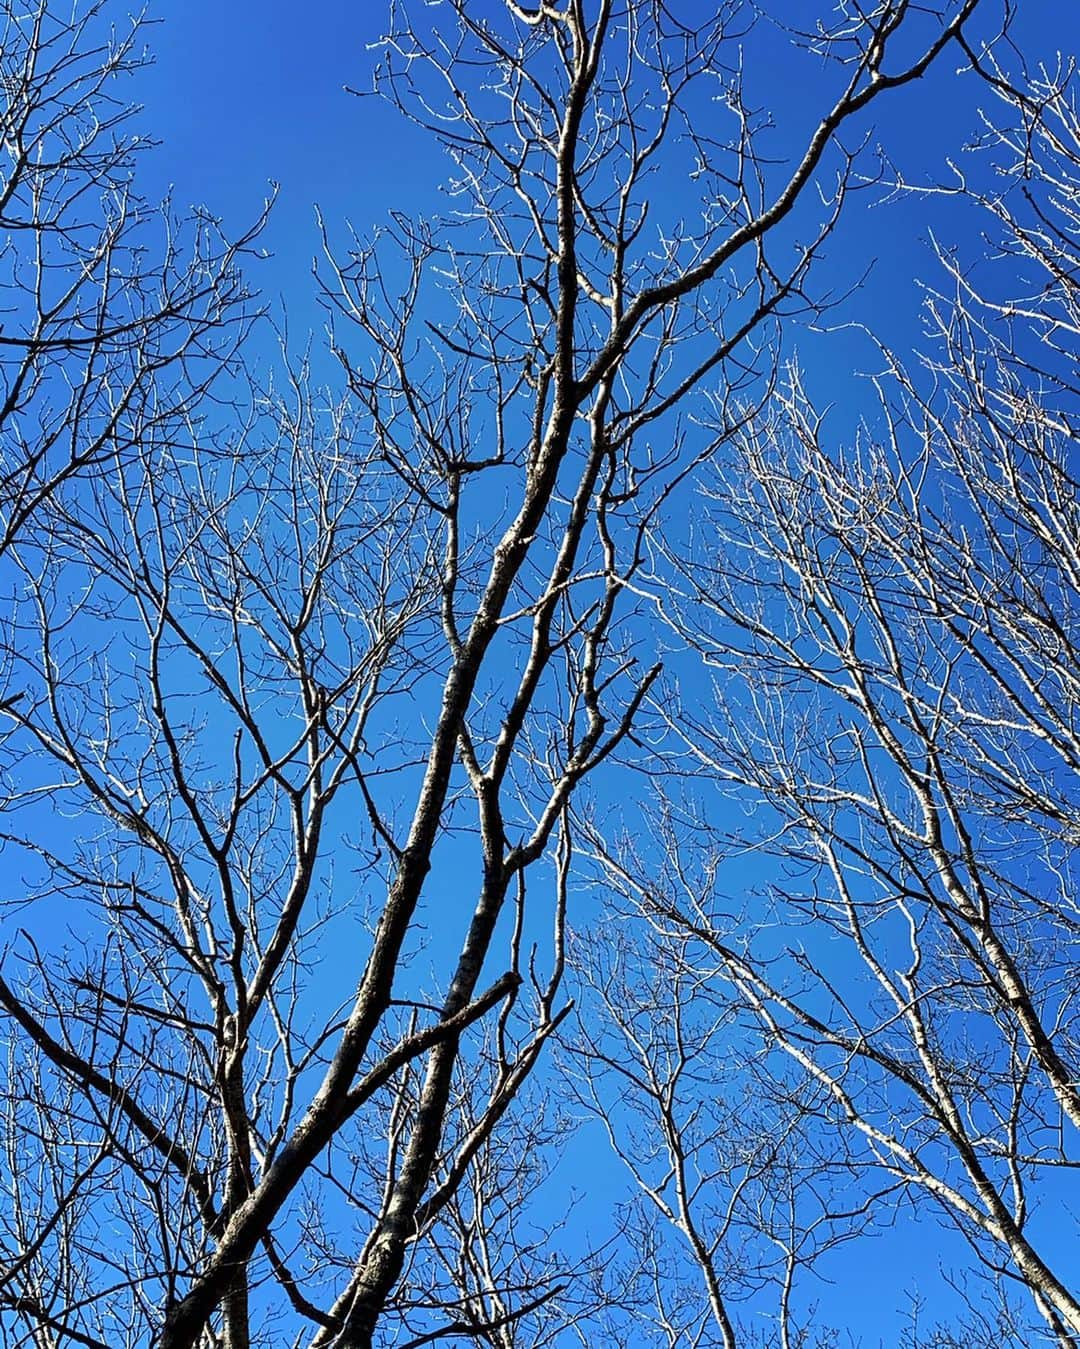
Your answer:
(134, 0), (1072, 350)
(138, 1), (435, 335)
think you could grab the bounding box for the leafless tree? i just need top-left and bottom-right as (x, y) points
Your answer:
(585, 44), (1080, 1347)
(0, 1), (1009, 1345)
(569, 888), (881, 1349)
(0, 0), (263, 553)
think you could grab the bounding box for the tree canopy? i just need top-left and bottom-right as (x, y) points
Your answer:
(1, 2), (1078, 1346)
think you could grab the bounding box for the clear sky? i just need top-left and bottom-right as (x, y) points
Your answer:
(139, 1), (440, 336)
(135, 0), (1072, 360)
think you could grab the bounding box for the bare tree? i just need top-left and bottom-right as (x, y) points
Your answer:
(588, 45), (1080, 1346)
(569, 890), (879, 1349)
(0, 1), (1008, 1345)
(0, 0), (263, 553)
